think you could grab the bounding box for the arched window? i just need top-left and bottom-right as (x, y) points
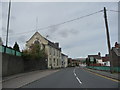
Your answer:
(34, 40), (40, 45)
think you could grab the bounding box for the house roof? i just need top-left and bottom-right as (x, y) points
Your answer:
(61, 53), (68, 57)
(47, 40), (61, 51)
(88, 55), (101, 59)
(26, 32), (42, 43)
(102, 57), (109, 62)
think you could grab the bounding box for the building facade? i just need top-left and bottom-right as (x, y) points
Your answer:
(111, 42), (120, 67)
(87, 52), (103, 66)
(68, 58), (80, 67)
(26, 32), (61, 69)
(61, 53), (68, 68)
(102, 54), (110, 66)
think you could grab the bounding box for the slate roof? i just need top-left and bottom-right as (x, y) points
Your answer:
(61, 53), (68, 57)
(47, 40), (61, 51)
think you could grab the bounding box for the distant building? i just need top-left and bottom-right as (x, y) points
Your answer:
(26, 32), (61, 69)
(102, 54), (110, 66)
(61, 53), (68, 68)
(87, 52), (104, 66)
(68, 58), (80, 67)
(75, 58), (86, 66)
(111, 42), (120, 67)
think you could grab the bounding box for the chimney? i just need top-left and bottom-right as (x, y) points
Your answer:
(115, 42), (119, 48)
(55, 42), (59, 47)
(98, 52), (101, 56)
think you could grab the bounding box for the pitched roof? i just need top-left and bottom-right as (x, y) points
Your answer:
(61, 53), (68, 57)
(26, 32), (41, 43)
(48, 40), (61, 51)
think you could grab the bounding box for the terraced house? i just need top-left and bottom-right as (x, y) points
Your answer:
(26, 32), (61, 69)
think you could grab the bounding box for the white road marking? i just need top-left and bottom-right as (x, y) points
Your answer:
(73, 68), (75, 73)
(76, 77), (82, 84)
(74, 73), (76, 76)
(73, 68), (82, 84)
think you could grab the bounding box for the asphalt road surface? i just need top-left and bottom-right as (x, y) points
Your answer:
(21, 67), (119, 88)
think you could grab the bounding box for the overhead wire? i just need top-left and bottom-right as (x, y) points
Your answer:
(107, 9), (120, 13)
(2, 9), (104, 37)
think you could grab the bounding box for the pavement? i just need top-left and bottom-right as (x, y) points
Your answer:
(84, 67), (120, 81)
(2, 67), (120, 89)
(2, 69), (60, 88)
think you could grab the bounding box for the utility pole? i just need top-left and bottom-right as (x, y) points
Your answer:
(5, 0), (11, 53)
(103, 7), (113, 73)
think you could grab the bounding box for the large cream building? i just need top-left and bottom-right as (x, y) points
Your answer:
(26, 32), (61, 69)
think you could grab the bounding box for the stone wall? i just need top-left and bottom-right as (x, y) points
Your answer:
(24, 59), (47, 72)
(2, 53), (24, 77)
(2, 53), (48, 77)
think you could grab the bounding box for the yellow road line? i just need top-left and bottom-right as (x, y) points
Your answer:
(85, 68), (120, 83)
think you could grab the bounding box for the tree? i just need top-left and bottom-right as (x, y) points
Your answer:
(93, 58), (96, 64)
(13, 42), (20, 52)
(86, 58), (90, 66)
(22, 42), (47, 60)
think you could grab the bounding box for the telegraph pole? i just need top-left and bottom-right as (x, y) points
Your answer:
(5, 0), (11, 53)
(104, 7), (113, 73)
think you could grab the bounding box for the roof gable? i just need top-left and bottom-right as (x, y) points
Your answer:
(26, 32), (61, 50)
(26, 32), (42, 43)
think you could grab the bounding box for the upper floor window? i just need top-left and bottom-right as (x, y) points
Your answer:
(49, 47), (52, 55)
(54, 49), (55, 56)
(34, 40), (40, 45)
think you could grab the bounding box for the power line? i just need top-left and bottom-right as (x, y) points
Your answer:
(107, 10), (120, 13)
(3, 10), (103, 37)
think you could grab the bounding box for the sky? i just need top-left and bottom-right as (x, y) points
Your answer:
(1, 1), (119, 58)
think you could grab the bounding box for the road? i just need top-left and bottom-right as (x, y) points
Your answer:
(21, 67), (119, 88)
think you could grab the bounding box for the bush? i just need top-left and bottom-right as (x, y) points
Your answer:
(22, 43), (47, 60)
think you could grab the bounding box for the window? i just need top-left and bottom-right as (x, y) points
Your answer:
(54, 49), (55, 56)
(34, 40), (40, 45)
(49, 47), (51, 55)
(57, 51), (58, 56)
(59, 52), (61, 57)
(54, 58), (56, 66)
(57, 59), (59, 66)
(54, 58), (55, 63)
(49, 58), (51, 66)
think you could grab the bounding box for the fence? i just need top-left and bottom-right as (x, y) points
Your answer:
(0, 45), (22, 56)
(86, 66), (120, 73)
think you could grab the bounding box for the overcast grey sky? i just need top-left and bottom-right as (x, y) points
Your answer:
(1, 1), (118, 58)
